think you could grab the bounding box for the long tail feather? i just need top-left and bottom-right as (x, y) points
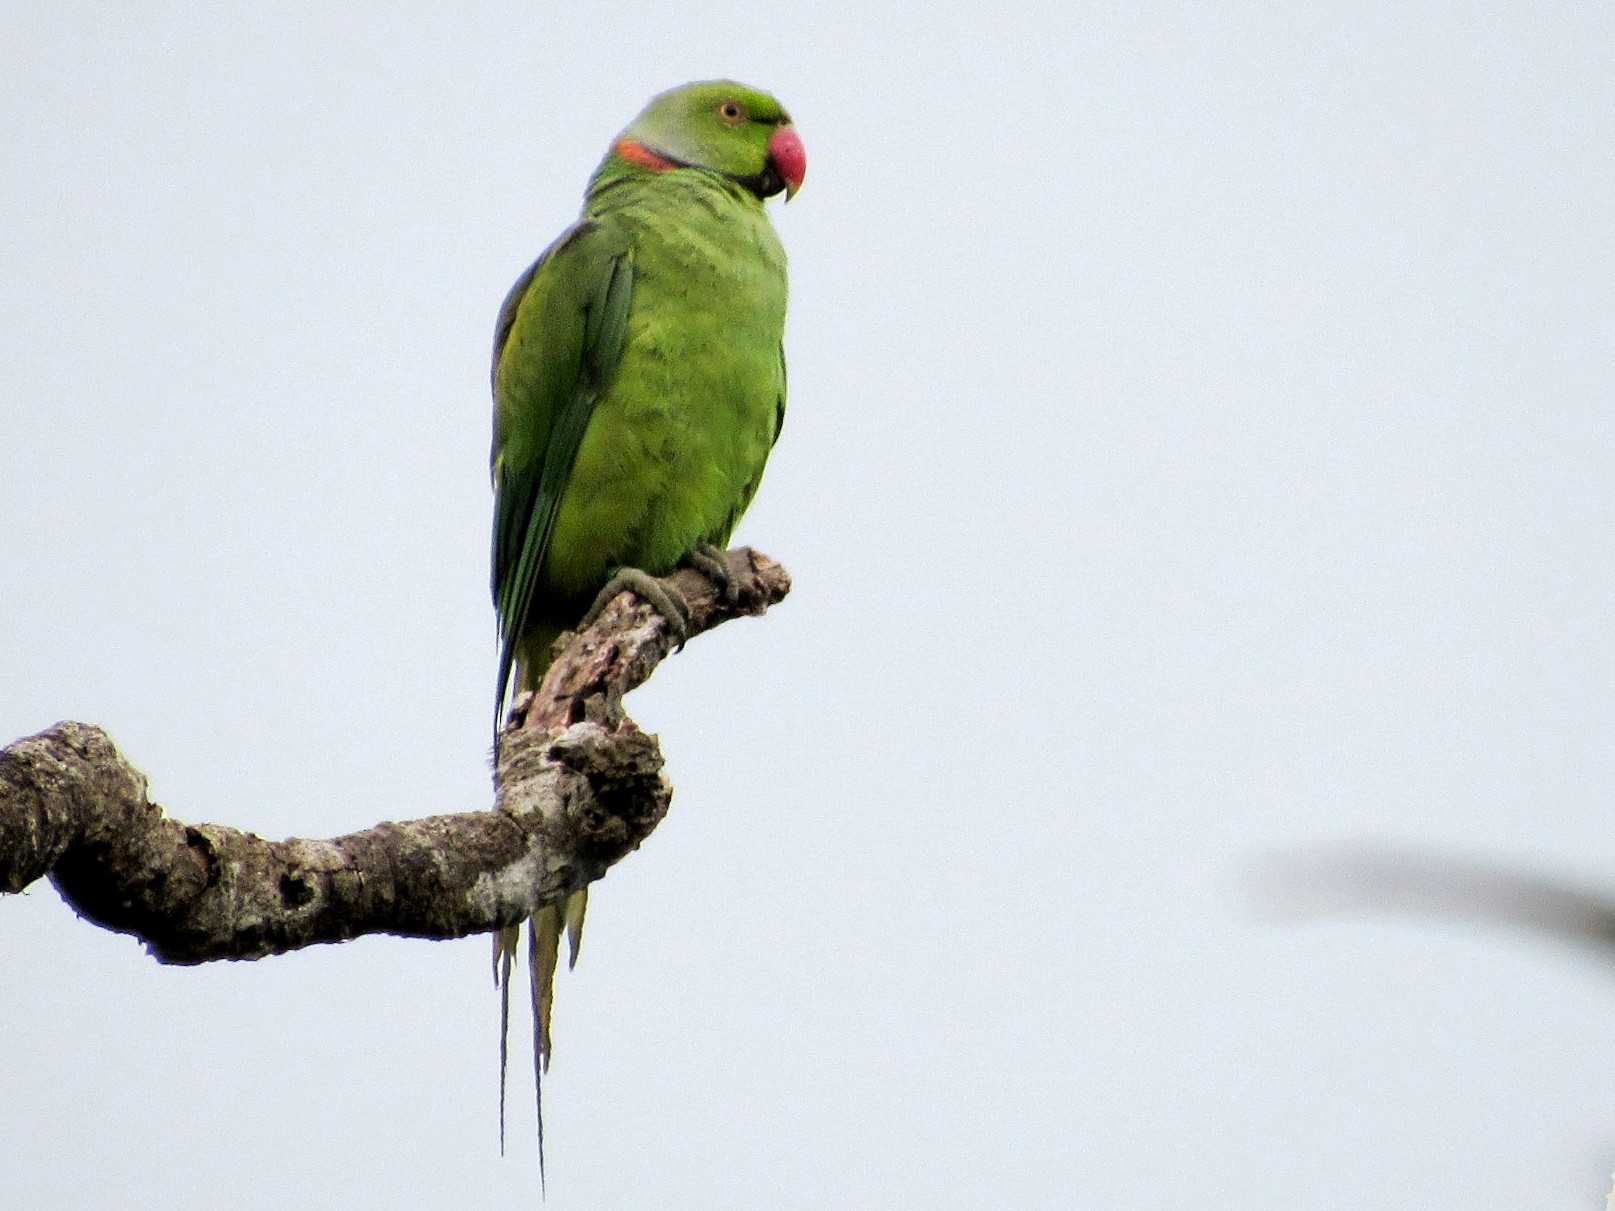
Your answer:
(494, 924), (520, 1155)
(529, 908), (564, 1188)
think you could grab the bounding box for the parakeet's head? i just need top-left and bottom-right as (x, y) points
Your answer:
(611, 80), (806, 201)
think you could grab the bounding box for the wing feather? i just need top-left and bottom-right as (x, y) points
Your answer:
(490, 218), (635, 724)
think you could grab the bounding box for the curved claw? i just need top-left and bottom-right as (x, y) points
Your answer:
(582, 566), (692, 648)
(680, 541), (741, 606)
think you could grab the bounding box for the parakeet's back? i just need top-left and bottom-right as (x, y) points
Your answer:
(486, 80), (804, 1173)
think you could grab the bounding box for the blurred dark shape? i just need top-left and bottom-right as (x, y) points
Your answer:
(1248, 843), (1615, 962)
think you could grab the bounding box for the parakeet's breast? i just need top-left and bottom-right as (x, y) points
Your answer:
(538, 173), (788, 604)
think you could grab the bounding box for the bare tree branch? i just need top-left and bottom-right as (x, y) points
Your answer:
(0, 547), (790, 965)
(1248, 841), (1615, 961)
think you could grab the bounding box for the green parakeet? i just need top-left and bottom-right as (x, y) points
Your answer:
(488, 80), (805, 1161)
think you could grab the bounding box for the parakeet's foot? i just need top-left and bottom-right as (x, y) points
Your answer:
(582, 567), (692, 647)
(679, 541), (741, 605)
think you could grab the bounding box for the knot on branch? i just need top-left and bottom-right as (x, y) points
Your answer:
(547, 724), (670, 865)
(490, 721), (669, 906)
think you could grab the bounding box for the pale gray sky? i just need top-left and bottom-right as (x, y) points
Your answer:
(3, 2), (1614, 1207)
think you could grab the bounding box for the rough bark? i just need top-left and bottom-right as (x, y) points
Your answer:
(0, 547), (789, 964)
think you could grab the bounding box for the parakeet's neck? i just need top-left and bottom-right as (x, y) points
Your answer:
(584, 156), (767, 219)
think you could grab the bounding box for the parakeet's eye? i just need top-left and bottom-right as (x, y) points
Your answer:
(718, 100), (747, 124)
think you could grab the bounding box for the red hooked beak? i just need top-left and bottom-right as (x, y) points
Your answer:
(767, 125), (806, 201)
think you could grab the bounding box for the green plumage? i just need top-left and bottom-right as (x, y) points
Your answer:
(492, 82), (793, 718)
(487, 81), (801, 1167)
